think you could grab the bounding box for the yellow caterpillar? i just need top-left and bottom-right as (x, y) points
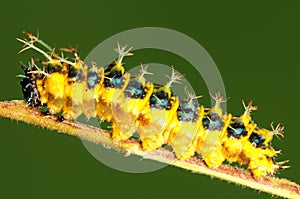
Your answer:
(17, 32), (289, 179)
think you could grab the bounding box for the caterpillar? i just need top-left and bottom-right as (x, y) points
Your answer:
(17, 32), (289, 179)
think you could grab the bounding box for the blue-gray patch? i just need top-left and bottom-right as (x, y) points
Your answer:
(227, 120), (248, 139)
(177, 100), (199, 122)
(202, 112), (224, 130)
(104, 69), (124, 89)
(75, 68), (83, 82)
(87, 70), (100, 89)
(150, 90), (169, 110)
(125, 78), (144, 99)
(249, 132), (266, 148)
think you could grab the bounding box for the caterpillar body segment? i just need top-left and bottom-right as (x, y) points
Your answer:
(82, 64), (104, 118)
(62, 61), (86, 120)
(165, 100), (205, 160)
(111, 65), (154, 141)
(221, 101), (257, 163)
(195, 94), (232, 168)
(42, 62), (68, 115)
(96, 45), (133, 122)
(137, 84), (180, 151)
(17, 32), (289, 178)
(238, 124), (288, 178)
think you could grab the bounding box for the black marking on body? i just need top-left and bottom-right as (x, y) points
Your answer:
(87, 69), (100, 89)
(249, 132), (266, 148)
(202, 112), (224, 130)
(75, 68), (83, 82)
(177, 100), (199, 122)
(104, 63), (115, 73)
(104, 69), (124, 89)
(68, 65), (83, 82)
(47, 64), (62, 73)
(124, 79), (146, 99)
(227, 121), (248, 139)
(150, 87), (172, 110)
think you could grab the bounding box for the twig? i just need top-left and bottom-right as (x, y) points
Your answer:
(0, 100), (299, 198)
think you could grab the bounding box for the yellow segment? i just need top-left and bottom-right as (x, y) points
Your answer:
(138, 95), (179, 151)
(167, 106), (204, 160)
(96, 73), (130, 121)
(238, 128), (278, 179)
(44, 72), (66, 114)
(112, 83), (154, 141)
(82, 66), (104, 118)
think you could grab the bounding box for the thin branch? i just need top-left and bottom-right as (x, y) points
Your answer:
(0, 100), (299, 198)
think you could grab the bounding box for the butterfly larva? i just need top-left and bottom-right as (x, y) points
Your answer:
(17, 32), (289, 179)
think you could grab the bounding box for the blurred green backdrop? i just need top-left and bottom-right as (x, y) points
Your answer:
(1, 1), (299, 199)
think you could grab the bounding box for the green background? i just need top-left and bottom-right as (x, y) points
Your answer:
(1, 1), (299, 198)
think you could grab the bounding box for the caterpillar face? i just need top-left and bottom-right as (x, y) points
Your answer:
(17, 32), (289, 179)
